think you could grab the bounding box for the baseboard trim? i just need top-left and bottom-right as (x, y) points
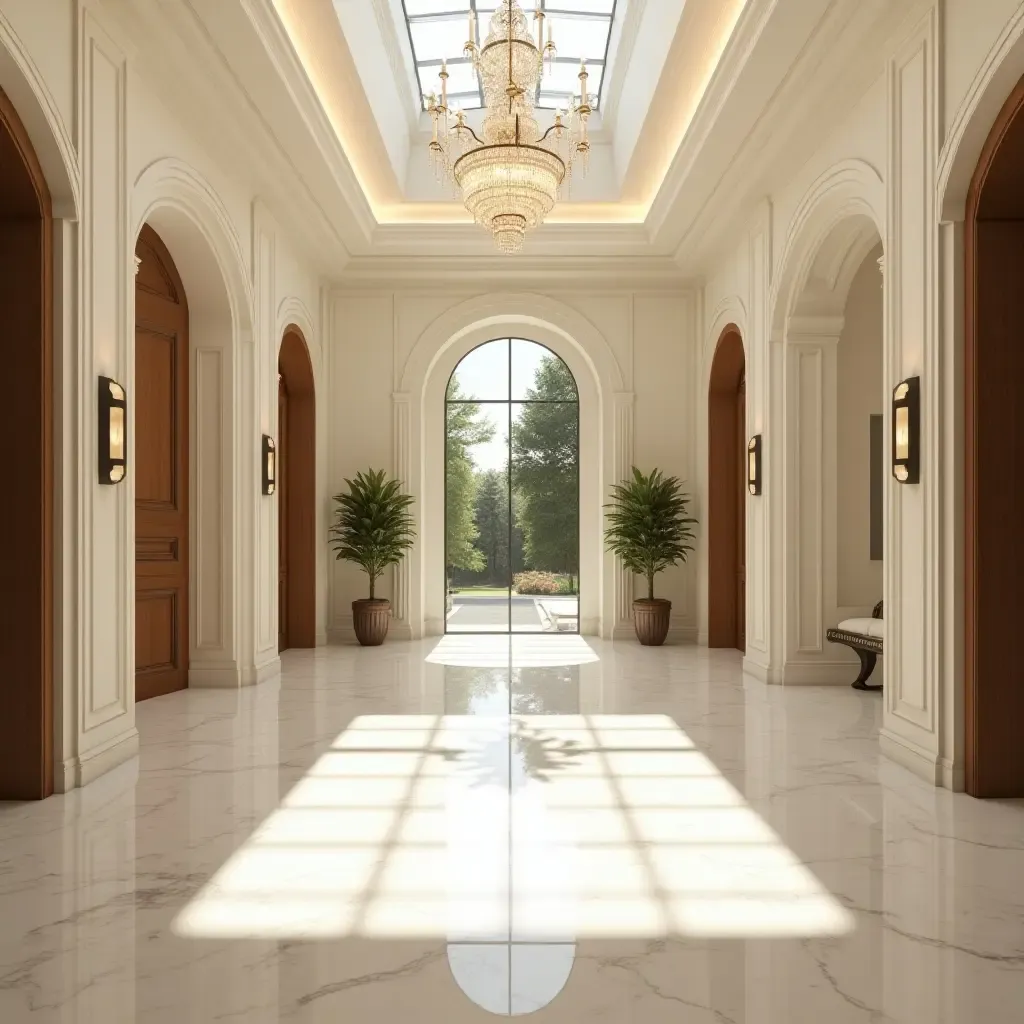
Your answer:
(315, 631), (329, 647)
(941, 757), (965, 792)
(56, 727), (140, 792)
(697, 630), (709, 647)
(782, 659), (862, 686)
(243, 656), (281, 686)
(189, 661), (241, 688)
(879, 728), (942, 786)
(742, 655), (770, 682)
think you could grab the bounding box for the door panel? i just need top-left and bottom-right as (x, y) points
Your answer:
(278, 373), (289, 652)
(736, 378), (746, 652)
(135, 226), (189, 702)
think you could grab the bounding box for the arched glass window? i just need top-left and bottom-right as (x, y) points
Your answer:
(445, 339), (580, 634)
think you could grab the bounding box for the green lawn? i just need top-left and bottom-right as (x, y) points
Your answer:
(450, 586), (511, 596)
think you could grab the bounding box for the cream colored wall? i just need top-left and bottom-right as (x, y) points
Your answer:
(0, 1), (327, 791)
(836, 245), (884, 609)
(328, 288), (698, 641)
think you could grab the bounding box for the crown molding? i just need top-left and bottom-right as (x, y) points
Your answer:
(368, 219), (658, 258)
(669, 0), (924, 275)
(335, 254), (695, 290)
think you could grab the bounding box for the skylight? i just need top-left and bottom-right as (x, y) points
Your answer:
(403, 1), (616, 113)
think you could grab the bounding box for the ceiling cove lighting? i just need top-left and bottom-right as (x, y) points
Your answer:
(424, 0), (598, 253)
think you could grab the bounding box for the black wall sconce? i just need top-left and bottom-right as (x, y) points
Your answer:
(747, 434), (762, 495)
(892, 376), (920, 483)
(98, 376), (127, 484)
(262, 434), (276, 495)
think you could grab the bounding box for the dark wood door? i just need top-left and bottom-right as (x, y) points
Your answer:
(134, 226), (189, 702)
(278, 373), (289, 652)
(736, 377), (746, 651)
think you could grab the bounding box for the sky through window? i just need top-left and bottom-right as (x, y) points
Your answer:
(402, 2), (616, 113)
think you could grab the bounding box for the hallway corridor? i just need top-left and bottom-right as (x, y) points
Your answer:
(1, 637), (1022, 1021)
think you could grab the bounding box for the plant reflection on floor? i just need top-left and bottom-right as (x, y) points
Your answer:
(439, 717), (584, 789)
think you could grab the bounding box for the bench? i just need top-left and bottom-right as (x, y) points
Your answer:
(825, 601), (883, 691)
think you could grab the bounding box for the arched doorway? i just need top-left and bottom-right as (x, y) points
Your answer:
(134, 225), (189, 701)
(444, 338), (580, 634)
(0, 87), (53, 799)
(708, 328), (745, 650)
(278, 329), (316, 651)
(964, 75), (1024, 796)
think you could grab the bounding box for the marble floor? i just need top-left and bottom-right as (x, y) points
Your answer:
(2, 636), (1023, 1022)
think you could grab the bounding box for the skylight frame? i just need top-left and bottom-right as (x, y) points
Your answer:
(401, 1), (618, 114)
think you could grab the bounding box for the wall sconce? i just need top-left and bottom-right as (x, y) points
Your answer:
(747, 434), (762, 495)
(98, 376), (127, 484)
(892, 376), (920, 483)
(262, 434), (276, 495)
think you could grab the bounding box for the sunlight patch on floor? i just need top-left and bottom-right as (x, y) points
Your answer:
(173, 713), (854, 943)
(425, 634), (600, 667)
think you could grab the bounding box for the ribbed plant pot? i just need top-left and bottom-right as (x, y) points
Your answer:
(352, 598), (391, 646)
(633, 598), (671, 646)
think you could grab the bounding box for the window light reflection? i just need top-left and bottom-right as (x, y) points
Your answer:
(173, 714), (854, 942)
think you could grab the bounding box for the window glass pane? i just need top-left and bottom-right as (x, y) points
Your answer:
(410, 19), (469, 63)
(447, 401), (510, 632)
(403, 1), (614, 111)
(543, 16), (611, 61)
(511, 339), (576, 401)
(448, 338), (509, 402)
(510, 399), (579, 633)
(405, 0), (466, 15)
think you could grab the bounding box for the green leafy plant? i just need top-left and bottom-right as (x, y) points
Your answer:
(330, 469), (416, 599)
(604, 467), (698, 601)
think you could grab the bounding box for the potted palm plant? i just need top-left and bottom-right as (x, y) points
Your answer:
(604, 467), (698, 646)
(330, 469), (416, 646)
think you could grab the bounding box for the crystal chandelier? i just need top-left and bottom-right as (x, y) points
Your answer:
(426, 0), (592, 254)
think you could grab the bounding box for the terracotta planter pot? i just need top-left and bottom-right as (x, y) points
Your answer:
(633, 598), (672, 646)
(352, 598), (391, 646)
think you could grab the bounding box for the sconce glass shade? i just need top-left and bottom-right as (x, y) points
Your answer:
(98, 376), (127, 485)
(747, 434), (762, 495)
(262, 434), (276, 495)
(891, 377), (920, 484)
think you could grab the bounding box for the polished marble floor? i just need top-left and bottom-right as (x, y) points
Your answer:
(2, 636), (1023, 1022)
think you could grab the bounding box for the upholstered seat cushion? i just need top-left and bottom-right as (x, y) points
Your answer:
(836, 617), (885, 639)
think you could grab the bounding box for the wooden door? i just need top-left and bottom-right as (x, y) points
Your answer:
(134, 226), (189, 701)
(0, 87), (53, 799)
(278, 373), (289, 652)
(736, 377), (746, 651)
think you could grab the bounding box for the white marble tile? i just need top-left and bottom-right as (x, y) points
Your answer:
(1, 638), (1023, 1021)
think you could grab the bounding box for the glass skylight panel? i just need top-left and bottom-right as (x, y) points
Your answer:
(402, 2), (616, 111)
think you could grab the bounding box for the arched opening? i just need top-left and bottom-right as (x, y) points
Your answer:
(444, 338), (580, 634)
(964, 74), (1024, 796)
(278, 328), (316, 651)
(134, 225), (189, 701)
(775, 213), (884, 686)
(0, 86), (53, 799)
(707, 327), (746, 650)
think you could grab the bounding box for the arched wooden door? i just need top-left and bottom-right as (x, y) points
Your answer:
(708, 328), (746, 651)
(134, 226), (190, 701)
(965, 75), (1024, 796)
(0, 87), (54, 799)
(278, 330), (316, 651)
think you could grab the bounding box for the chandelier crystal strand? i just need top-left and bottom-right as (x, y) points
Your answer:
(428, 0), (591, 253)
